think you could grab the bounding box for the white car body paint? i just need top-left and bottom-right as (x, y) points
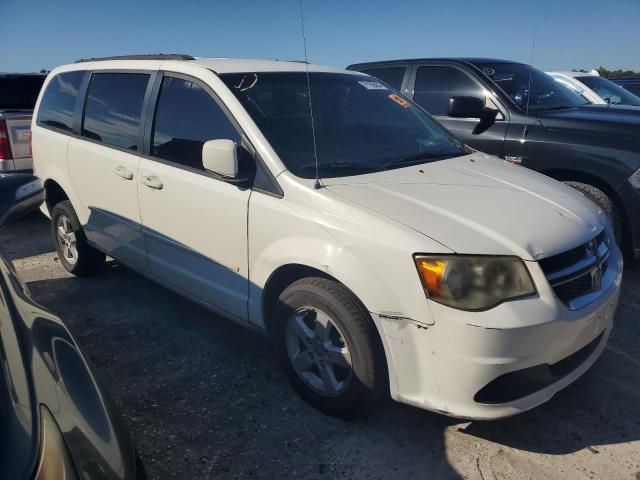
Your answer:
(32, 58), (622, 419)
(547, 71), (607, 105)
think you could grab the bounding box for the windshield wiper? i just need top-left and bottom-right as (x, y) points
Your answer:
(383, 152), (458, 169)
(297, 161), (380, 173)
(544, 105), (576, 111)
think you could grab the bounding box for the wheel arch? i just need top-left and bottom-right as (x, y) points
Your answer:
(260, 262), (392, 398)
(43, 179), (69, 214)
(261, 263), (334, 337)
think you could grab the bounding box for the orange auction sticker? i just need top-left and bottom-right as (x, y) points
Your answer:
(388, 93), (412, 108)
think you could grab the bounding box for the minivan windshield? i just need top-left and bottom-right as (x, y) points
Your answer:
(576, 75), (640, 106)
(220, 72), (467, 178)
(472, 62), (589, 112)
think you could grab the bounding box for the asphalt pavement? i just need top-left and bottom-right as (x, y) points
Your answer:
(2, 212), (639, 480)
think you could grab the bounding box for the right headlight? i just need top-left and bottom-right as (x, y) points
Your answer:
(413, 255), (536, 311)
(628, 167), (640, 189)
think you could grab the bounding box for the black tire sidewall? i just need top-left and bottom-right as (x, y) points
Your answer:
(50, 201), (104, 275)
(565, 181), (623, 242)
(273, 278), (382, 418)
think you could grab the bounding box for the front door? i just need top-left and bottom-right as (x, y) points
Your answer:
(409, 64), (509, 157)
(137, 74), (250, 321)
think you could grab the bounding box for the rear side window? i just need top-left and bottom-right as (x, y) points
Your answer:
(151, 76), (239, 170)
(82, 73), (150, 151)
(0, 76), (45, 109)
(413, 66), (484, 116)
(360, 67), (406, 90)
(36, 71), (84, 132)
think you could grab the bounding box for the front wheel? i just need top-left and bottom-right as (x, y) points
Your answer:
(273, 277), (387, 418)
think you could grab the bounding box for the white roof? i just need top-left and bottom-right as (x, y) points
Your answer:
(188, 57), (361, 75)
(51, 57), (367, 77)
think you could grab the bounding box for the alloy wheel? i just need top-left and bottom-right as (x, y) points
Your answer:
(56, 215), (78, 265)
(285, 307), (353, 396)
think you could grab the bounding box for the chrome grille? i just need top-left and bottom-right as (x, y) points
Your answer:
(540, 231), (611, 310)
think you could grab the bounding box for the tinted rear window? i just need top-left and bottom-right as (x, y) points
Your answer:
(359, 67), (406, 90)
(36, 71), (84, 132)
(0, 76), (45, 110)
(82, 73), (150, 150)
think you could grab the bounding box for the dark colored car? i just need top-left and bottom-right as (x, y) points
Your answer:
(0, 174), (145, 479)
(347, 59), (640, 258)
(612, 77), (640, 98)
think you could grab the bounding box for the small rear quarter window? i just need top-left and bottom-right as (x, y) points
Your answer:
(36, 71), (85, 132)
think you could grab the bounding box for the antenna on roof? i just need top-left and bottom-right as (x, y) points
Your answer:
(298, 0), (322, 189)
(521, 25), (536, 144)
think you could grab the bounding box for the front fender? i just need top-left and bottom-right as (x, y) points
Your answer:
(248, 224), (406, 330)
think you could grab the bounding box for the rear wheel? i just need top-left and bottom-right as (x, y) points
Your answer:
(273, 277), (387, 418)
(564, 181), (622, 242)
(51, 200), (105, 276)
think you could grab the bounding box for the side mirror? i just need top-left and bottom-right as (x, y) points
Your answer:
(202, 139), (239, 178)
(0, 174), (44, 228)
(448, 96), (487, 119)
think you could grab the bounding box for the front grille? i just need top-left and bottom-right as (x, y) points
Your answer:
(540, 230), (611, 309)
(553, 274), (592, 303)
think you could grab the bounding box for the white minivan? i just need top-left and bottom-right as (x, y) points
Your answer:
(32, 55), (622, 419)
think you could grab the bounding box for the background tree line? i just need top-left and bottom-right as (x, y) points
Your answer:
(573, 67), (640, 78)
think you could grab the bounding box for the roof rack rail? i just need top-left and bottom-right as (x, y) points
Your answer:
(75, 54), (195, 63)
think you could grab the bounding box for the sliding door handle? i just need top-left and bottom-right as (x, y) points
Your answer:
(113, 165), (134, 180)
(142, 175), (163, 190)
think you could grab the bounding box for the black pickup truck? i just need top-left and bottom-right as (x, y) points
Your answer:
(347, 58), (640, 258)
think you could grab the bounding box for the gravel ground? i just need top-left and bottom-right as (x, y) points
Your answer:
(2, 212), (640, 480)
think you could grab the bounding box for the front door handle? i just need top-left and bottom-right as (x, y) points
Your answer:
(113, 165), (134, 180)
(142, 175), (163, 190)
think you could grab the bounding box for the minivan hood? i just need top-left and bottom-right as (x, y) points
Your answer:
(324, 154), (606, 260)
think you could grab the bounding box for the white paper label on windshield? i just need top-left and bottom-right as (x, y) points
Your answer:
(358, 80), (387, 90)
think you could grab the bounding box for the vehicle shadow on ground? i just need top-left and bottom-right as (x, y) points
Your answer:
(4, 212), (640, 479)
(0, 211), (55, 260)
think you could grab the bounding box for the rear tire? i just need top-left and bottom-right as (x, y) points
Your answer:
(273, 277), (387, 419)
(564, 181), (622, 242)
(51, 200), (105, 276)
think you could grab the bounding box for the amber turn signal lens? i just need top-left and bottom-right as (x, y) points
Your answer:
(415, 258), (446, 296)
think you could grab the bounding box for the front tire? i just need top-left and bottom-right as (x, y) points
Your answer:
(564, 181), (623, 243)
(273, 277), (387, 418)
(51, 200), (105, 276)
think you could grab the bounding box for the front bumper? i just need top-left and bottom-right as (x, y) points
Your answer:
(375, 245), (623, 420)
